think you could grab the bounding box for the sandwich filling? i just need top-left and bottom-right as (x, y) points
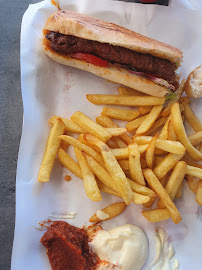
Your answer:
(45, 31), (177, 88)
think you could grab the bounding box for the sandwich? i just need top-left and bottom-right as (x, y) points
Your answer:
(184, 64), (202, 98)
(43, 10), (183, 97)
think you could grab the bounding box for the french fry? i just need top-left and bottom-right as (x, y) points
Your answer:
(101, 107), (140, 121)
(126, 115), (148, 132)
(188, 131), (202, 146)
(99, 180), (135, 201)
(118, 159), (129, 170)
(153, 153), (184, 180)
(140, 156), (147, 169)
(98, 179), (150, 204)
(74, 148), (102, 202)
(106, 127), (127, 136)
(38, 119), (65, 182)
(97, 180), (122, 197)
(132, 192), (150, 204)
(60, 139), (69, 151)
(86, 94), (165, 106)
(89, 202), (126, 222)
(143, 175), (167, 208)
(136, 105), (163, 135)
(107, 139), (118, 149)
(179, 96), (190, 104)
(160, 174), (169, 188)
(112, 137), (127, 148)
(179, 103), (185, 112)
(167, 119), (177, 141)
(111, 144), (148, 160)
(96, 115), (132, 145)
(144, 117), (168, 136)
(138, 144), (150, 154)
(78, 134), (101, 152)
(143, 169), (182, 224)
(146, 133), (159, 169)
(116, 134), (132, 146)
(154, 148), (166, 156)
(186, 165), (202, 179)
(128, 143), (145, 185)
(58, 148), (82, 179)
(123, 170), (130, 177)
(142, 208), (171, 223)
(49, 115), (86, 133)
(133, 136), (186, 155)
(98, 180), (136, 203)
(84, 154), (118, 192)
(175, 182), (183, 198)
(161, 79), (185, 117)
(59, 135), (105, 167)
(154, 156), (165, 166)
(159, 115), (171, 140)
(96, 115), (118, 128)
(85, 153), (155, 197)
(71, 111), (111, 142)
(171, 102), (202, 161)
(118, 86), (146, 96)
(196, 180), (202, 206)
(183, 102), (202, 132)
(143, 197), (156, 208)
(97, 181), (150, 204)
(83, 134), (133, 205)
(186, 175), (199, 194)
(155, 149), (167, 157)
(200, 143), (202, 153)
(182, 155), (202, 169)
(111, 148), (129, 160)
(138, 106), (153, 115)
(127, 178), (156, 197)
(157, 161), (187, 208)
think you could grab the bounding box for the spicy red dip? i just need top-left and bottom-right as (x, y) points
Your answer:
(41, 221), (99, 270)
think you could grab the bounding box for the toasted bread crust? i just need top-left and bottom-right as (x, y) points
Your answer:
(43, 38), (167, 97)
(44, 10), (182, 65)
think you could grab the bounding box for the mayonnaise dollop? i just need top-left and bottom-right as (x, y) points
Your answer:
(148, 228), (179, 270)
(91, 224), (148, 270)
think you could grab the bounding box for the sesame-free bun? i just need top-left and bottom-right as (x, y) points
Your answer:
(43, 38), (168, 97)
(185, 65), (202, 98)
(44, 10), (182, 65)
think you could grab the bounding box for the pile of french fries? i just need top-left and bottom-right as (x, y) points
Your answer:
(38, 81), (202, 224)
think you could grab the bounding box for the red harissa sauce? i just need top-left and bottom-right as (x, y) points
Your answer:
(41, 221), (99, 270)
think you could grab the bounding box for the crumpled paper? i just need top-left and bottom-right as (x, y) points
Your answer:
(11, 0), (202, 269)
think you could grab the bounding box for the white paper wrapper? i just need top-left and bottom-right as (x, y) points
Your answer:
(12, 0), (202, 269)
(170, 0), (202, 10)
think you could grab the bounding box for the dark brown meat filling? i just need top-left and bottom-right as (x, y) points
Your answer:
(46, 31), (177, 84)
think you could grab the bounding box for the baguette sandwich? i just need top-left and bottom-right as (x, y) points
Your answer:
(43, 10), (183, 97)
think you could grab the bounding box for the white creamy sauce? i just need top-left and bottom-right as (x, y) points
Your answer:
(48, 212), (77, 219)
(91, 224), (148, 270)
(148, 228), (179, 270)
(96, 210), (110, 220)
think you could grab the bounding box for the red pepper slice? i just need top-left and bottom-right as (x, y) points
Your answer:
(71, 53), (109, 68)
